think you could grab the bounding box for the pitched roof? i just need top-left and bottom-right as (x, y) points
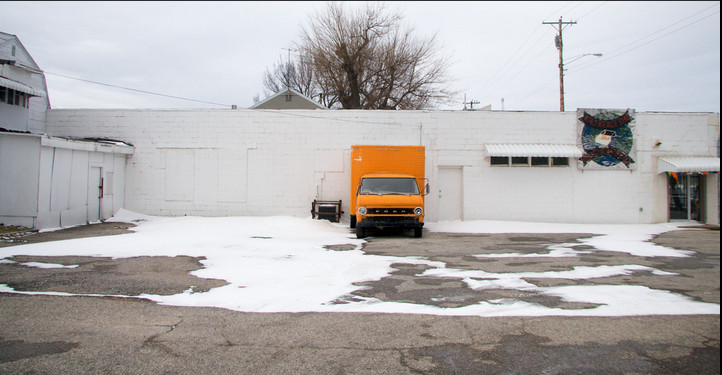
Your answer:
(251, 88), (326, 110)
(0, 32), (42, 71)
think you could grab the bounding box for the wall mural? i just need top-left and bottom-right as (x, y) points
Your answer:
(577, 108), (637, 170)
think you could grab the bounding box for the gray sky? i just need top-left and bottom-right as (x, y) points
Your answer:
(2, 1), (719, 113)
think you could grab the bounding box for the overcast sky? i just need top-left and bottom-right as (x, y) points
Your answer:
(2, 1), (719, 113)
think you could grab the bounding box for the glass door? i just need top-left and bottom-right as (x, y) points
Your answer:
(668, 174), (702, 221)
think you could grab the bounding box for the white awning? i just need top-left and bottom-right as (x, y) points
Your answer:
(0, 76), (46, 97)
(485, 144), (583, 157)
(657, 157), (720, 174)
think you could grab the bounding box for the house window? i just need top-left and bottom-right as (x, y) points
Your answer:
(0, 87), (28, 107)
(6, 88), (14, 105)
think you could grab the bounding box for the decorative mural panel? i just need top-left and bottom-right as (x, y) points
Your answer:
(577, 108), (637, 170)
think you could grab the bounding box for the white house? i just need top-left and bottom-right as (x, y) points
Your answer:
(0, 32), (133, 229)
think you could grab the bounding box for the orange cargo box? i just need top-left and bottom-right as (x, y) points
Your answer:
(350, 145), (425, 221)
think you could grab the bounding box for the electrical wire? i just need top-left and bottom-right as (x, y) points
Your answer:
(465, 1), (605, 108)
(568, 5), (719, 74)
(463, 2), (577, 104)
(45, 71), (233, 108)
(572, 1), (608, 21)
(505, 2), (719, 109)
(469, 29), (550, 104)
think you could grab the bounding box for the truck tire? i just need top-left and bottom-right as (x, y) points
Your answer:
(350, 215), (356, 229)
(356, 226), (366, 239)
(413, 227), (423, 238)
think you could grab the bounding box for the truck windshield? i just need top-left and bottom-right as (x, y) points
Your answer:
(359, 178), (420, 195)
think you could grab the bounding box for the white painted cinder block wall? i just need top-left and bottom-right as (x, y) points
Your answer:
(45, 109), (719, 224)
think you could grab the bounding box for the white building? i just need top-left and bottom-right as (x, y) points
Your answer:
(46, 108), (719, 226)
(2, 31), (719, 230)
(0, 32), (132, 229)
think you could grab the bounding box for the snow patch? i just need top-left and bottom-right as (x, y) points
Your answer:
(0, 211), (717, 317)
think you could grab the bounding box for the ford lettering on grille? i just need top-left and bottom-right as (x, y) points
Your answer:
(370, 208), (412, 215)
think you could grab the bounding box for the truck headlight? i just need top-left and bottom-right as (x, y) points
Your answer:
(358, 206), (367, 215)
(414, 207), (423, 216)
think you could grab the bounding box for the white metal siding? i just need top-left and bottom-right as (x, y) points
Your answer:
(0, 134), (40, 226)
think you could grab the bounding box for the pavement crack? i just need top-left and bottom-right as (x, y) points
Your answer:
(218, 322), (237, 347)
(141, 319), (183, 357)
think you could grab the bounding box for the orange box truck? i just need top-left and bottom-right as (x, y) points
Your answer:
(350, 145), (428, 238)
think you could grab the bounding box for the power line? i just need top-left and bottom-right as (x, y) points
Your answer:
(567, 5), (720, 74)
(606, 3), (717, 57)
(572, 1), (608, 21)
(467, 1), (590, 107)
(468, 29), (549, 103)
(505, 2), (719, 110)
(543, 1), (576, 21)
(44, 71), (233, 108)
(512, 76), (558, 108)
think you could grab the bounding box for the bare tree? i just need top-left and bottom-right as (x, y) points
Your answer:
(262, 55), (315, 97)
(262, 2), (456, 109)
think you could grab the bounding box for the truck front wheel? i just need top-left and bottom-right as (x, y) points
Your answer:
(350, 215), (356, 229)
(356, 225), (366, 239)
(413, 227), (423, 238)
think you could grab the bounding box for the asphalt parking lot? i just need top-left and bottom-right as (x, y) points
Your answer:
(0, 222), (719, 374)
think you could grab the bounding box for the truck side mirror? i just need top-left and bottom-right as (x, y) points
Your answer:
(425, 183), (430, 194)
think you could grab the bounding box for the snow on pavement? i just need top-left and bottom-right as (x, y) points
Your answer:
(0, 210), (718, 317)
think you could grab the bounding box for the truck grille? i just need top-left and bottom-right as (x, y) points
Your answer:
(368, 208), (413, 215)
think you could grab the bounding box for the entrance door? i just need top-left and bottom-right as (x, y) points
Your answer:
(438, 167), (463, 221)
(668, 173), (702, 221)
(88, 167), (102, 223)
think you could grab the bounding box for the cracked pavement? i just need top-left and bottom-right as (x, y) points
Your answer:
(0, 223), (719, 374)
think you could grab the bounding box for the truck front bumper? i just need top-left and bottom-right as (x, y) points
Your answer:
(357, 216), (423, 229)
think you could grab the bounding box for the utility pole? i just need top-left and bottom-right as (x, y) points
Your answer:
(282, 47), (294, 90)
(543, 17), (576, 112)
(463, 94), (480, 111)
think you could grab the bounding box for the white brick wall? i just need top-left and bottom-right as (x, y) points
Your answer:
(45, 109), (720, 224)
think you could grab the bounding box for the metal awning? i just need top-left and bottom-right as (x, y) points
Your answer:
(0, 76), (46, 97)
(485, 144), (583, 158)
(657, 157), (720, 174)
